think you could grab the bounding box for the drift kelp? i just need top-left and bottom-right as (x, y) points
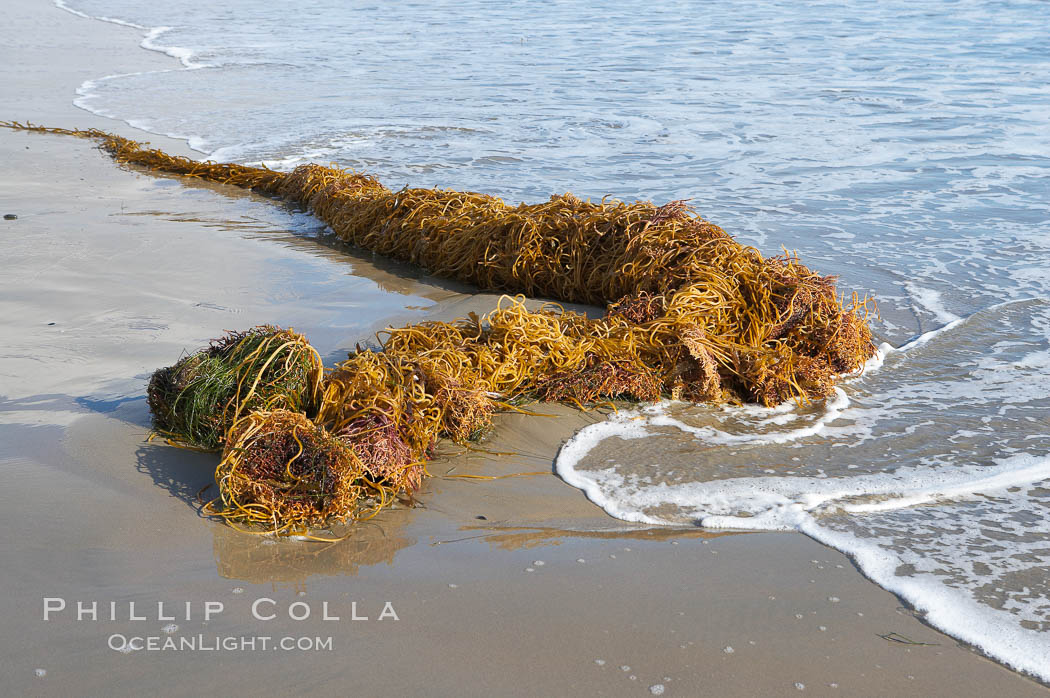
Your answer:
(211, 410), (387, 532)
(1, 123), (876, 387)
(314, 293), (831, 462)
(147, 326), (323, 450)
(354, 293), (845, 410)
(186, 294), (867, 533)
(6, 123), (880, 533)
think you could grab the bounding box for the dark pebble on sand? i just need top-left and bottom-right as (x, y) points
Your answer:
(4, 214), (17, 220)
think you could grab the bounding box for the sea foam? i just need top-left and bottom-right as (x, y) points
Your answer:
(556, 299), (1050, 682)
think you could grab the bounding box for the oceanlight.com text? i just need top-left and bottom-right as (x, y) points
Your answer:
(108, 634), (334, 652)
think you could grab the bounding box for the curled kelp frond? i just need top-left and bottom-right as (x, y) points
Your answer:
(211, 410), (385, 532)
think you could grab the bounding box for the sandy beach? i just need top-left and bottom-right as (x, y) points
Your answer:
(1, 1), (1048, 695)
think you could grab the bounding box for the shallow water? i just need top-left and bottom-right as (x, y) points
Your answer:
(61, 0), (1050, 682)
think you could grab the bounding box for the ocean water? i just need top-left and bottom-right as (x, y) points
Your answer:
(60, 0), (1050, 682)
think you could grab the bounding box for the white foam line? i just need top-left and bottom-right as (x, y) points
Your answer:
(694, 453), (1050, 527)
(896, 316), (966, 352)
(799, 517), (1050, 684)
(55, 0), (206, 68)
(555, 297), (1050, 683)
(54, 0), (212, 153)
(650, 386), (851, 446)
(141, 26), (204, 70)
(895, 297), (1044, 353)
(72, 71), (210, 153)
(54, 0), (142, 26)
(905, 282), (962, 326)
(554, 416), (658, 524)
(840, 456), (1050, 513)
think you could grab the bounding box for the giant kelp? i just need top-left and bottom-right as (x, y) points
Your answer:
(3, 122), (878, 533)
(1, 123), (873, 380)
(211, 410), (380, 532)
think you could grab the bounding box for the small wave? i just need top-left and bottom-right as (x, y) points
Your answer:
(55, 0), (207, 69)
(556, 299), (1050, 683)
(799, 481), (1050, 684)
(140, 26), (203, 70)
(55, 0), (212, 153)
(55, 0), (144, 28)
(905, 281), (961, 326)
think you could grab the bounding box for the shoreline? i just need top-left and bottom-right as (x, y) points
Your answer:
(53, 0), (215, 152)
(3, 0), (195, 156)
(1, 0), (1047, 694)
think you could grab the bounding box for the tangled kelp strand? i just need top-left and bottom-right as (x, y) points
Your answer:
(207, 289), (871, 531)
(212, 410), (388, 532)
(43, 118), (729, 304)
(2, 122), (882, 533)
(2, 124), (874, 384)
(193, 293), (870, 531)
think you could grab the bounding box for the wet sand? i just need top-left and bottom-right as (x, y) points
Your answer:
(1, 1), (1047, 695)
